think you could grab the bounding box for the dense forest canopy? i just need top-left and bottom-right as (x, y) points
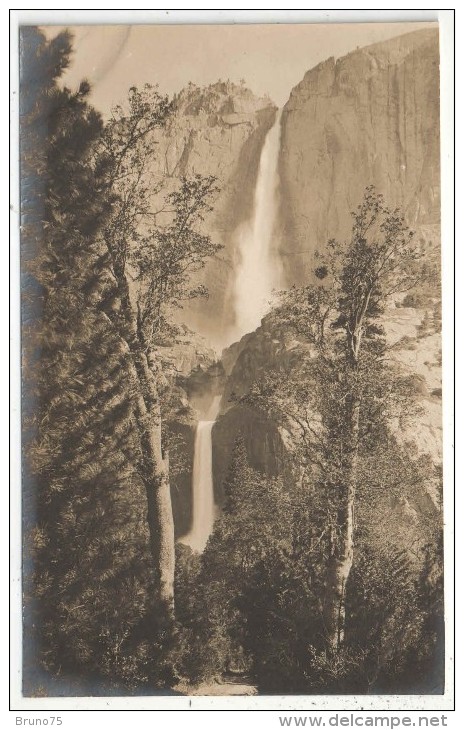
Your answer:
(20, 28), (443, 696)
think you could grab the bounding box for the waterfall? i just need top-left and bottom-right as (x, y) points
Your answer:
(180, 395), (222, 553)
(181, 114), (283, 552)
(231, 109), (283, 340)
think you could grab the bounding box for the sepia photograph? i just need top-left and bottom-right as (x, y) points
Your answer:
(17, 14), (449, 704)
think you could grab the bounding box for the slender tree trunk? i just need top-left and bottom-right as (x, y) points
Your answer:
(324, 336), (360, 649)
(324, 404), (358, 648)
(133, 356), (175, 621)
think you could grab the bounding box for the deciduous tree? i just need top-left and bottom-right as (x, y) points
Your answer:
(245, 187), (428, 649)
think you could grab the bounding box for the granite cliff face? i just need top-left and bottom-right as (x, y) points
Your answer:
(278, 28), (440, 286)
(149, 30), (440, 339)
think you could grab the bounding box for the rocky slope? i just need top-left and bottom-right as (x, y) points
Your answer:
(385, 302), (442, 475)
(211, 299), (442, 507)
(278, 28), (440, 286)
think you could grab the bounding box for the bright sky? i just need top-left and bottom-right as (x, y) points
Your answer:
(43, 22), (436, 113)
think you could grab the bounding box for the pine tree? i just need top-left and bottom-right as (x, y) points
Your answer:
(21, 29), (156, 687)
(418, 310), (431, 337)
(21, 29), (221, 688)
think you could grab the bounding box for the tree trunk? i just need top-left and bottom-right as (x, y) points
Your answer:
(324, 387), (360, 649)
(324, 471), (356, 648)
(116, 279), (176, 620)
(142, 419), (175, 620)
(134, 360), (175, 621)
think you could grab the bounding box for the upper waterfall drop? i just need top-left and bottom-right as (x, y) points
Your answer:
(231, 109), (283, 341)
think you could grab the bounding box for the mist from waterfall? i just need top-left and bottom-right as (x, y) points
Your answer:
(180, 395), (222, 553)
(231, 109), (283, 341)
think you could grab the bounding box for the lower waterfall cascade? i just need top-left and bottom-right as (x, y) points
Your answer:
(179, 395), (222, 553)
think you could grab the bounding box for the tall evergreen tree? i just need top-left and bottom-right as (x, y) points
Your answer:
(21, 29), (221, 689)
(21, 28), (154, 687)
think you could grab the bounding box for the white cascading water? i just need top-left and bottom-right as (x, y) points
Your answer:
(232, 109), (283, 340)
(180, 395), (222, 553)
(182, 112), (283, 552)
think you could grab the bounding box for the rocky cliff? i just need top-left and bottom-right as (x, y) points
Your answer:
(278, 28), (440, 286)
(148, 30), (440, 340)
(211, 315), (300, 501)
